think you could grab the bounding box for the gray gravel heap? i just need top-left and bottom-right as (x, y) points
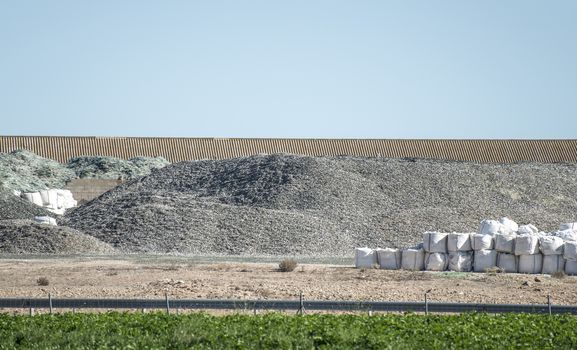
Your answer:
(67, 156), (169, 180)
(0, 149), (170, 192)
(0, 220), (116, 254)
(63, 154), (577, 256)
(0, 189), (52, 220)
(0, 150), (75, 192)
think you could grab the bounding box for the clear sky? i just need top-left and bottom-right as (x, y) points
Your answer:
(1, 1), (576, 138)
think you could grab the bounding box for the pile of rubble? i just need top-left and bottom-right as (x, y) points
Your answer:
(63, 154), (577, 255)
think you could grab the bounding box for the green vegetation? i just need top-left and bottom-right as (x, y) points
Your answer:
(0, 312), (576, 349)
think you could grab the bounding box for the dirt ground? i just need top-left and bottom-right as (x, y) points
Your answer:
(0, 257), (575, 307)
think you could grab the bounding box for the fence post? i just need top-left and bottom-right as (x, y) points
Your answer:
(425, 292), (429, 316)
(29, 298), (33, 316)
(165, 293), (170, 314)
(49, 293), (53, 314)
(297, 292), (305, 315)
(548, 294), (552, 316)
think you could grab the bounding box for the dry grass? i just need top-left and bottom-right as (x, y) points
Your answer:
(552, 271), (567, 279)
(485, 266), (505, 276)
(36, 277), (49, 286)
(278, 258), (298, 272)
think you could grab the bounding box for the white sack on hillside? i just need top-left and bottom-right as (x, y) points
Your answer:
(555, 230), (577, 242)
(473, 249), (497, 272)
(542, 255), (565, 275)
(518, 254), (543, 274)
(494, 234), (516, 253)
(33, 216), (57, 226)
(447, 233), (472, 252)
(514, 235), (540, 255)
(401, 248), (425, 271)
(422, 232), (447, 253)
(497, 253), (518, 273)
(471, 234), (494, 251)
(376, 248), (402, 270)
(518, 224), (539, 235)
(448, 251), (473, 272)
(539, 236), (564, 255)
(565, 260), (577, 275)
(559, 223), (577, 231)
(354, 247), (376, 268)
(499, 217), (519, 234)
(425, 252), (448, 271)
(563, 241), (577, 261)
(478, 220), (502, 236)
(519, 254), (543, 274)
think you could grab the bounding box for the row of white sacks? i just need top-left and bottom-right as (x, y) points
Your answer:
(18, 189), (77, 215)
(355, 219), (577, 275)
(356, 247), (576, 274)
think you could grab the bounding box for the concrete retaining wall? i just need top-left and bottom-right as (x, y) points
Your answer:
(65, 179), (124, 204)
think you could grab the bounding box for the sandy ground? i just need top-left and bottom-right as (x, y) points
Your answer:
(0, 257), (575, 308)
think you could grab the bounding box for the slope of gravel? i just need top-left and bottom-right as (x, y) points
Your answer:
(0, 150), (75, 192)
(0, 189), (53, 220)
(63, 154), (577, 255)
(0, 149), (170, 192)
(0, 220), (116, 254)
(67, 156), (169, 180)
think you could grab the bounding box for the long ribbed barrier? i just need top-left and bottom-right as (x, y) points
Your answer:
(1, 298), (576, 315)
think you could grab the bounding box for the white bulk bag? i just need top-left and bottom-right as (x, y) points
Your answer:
(563, 241), (577, 261)
(518, 254), (543, 274)
(24, 192), (44, 206)
(555, 230), (577, 242)
(565, 260), (577, 275)
(422, 232), (448, 253)
(447, 233), (472, 252)
(539, 236), (564, 255)
(559, 223), (577, 231)
(448, 251), (473, 272)
(471, 234), (494, 251)
(494, 234), (516, 253)
(376, 248), (402, 270)
(518, 224), (538, 235)
(39, 190), (51, 206)
(425, 253), (448, 271)
(496, 253), (518, 273)
(33, 216), (57, 226)
(514, 235), (540, 255)
(542, 255), (565, 275)
(354, 248), (376, 268)
(478, 220), (502, 236)
(401, 248), (425, 271)
(499, 217), (519, 235)
(473, 249), (497, 272)
(56, 189), (77, 209)
(22, 193), (34, 202)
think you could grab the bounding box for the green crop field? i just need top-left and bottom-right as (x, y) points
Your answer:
(0, 312), (575, 349)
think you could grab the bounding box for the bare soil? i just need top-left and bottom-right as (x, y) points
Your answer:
(1, 258), (576, 307)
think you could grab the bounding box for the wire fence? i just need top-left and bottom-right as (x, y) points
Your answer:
(1, 294), (576, 315)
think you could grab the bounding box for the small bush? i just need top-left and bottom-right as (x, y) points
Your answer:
(552, 271), (566, 279)
(36, 277), (49, 286)
(485, 266), (504, 275)
(278, 258), (298, 272)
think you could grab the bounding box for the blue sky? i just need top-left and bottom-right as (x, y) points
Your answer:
(1, 1), (576, 138)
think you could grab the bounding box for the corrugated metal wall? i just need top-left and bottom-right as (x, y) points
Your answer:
(1, 136), (576, 163)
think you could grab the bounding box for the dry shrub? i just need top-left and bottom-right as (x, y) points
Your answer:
(278, 258), (298, 272)
(485, 266), (504, 275)
(552, 271), (566, 279)
(37, 277), (49, 286)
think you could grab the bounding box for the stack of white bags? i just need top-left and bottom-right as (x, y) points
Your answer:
(20, 189), (77, 215)
(355, 218), (577, 276)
